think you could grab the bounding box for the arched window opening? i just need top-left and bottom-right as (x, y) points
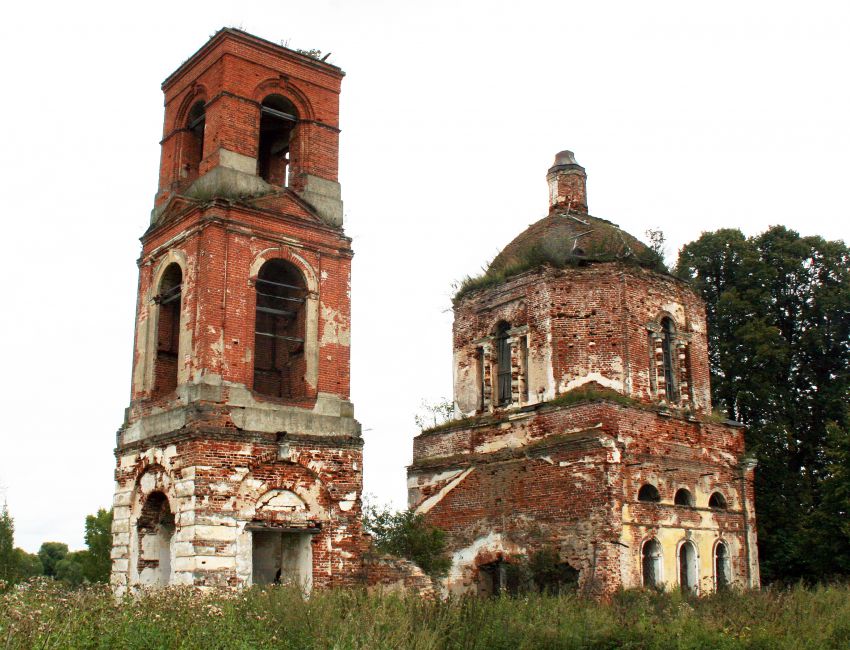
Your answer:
(642, 539), (663, 589)
(678, 541), (698, 594)
(253, 259), (307, 399)
(136, 491), (174, 586)
(661, 317), (678, 402)
(638, 483), (661, 503)
(715, 541), (731, 590)
(495, 322), (512, 407)
(709, 492), (728, 510)
(674, 488), (694, 507)
(153, 264), (182, 396)
(184, 100), (205, 178)
(258, 95), (298, 186)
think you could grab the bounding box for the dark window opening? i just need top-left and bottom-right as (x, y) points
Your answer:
(661, 317), (678, 402)
(153, 264), (182, 397)
(715, 542), (731, 590)
(638, 483), (661, 503)
(642, 539), (662, 589)
(709, 492), (728, 510)
(477, 560), (520, 597)
(259, 95), (298, 186)
(529, 549), (579, 594)
(496, 322), (512, 407)
(183, 101), (205, 179)
(674, 488), (695, 507)
(253, 259), (307, 399)
(679, 541), (698, 594)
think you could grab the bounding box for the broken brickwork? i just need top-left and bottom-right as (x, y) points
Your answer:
(111, 29), (366, 594)
(409, 152), (760, 597)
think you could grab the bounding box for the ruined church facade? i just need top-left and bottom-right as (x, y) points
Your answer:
(110, 29), (366, 593)
(408, 153), (760, 597)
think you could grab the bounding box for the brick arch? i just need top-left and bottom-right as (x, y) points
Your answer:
(651, 309), (681, 330)
(174, 84), (209, 128)
(150, 250), (189, 300)
(235, 465), (331, 523)
(252, 78), (315, 121)
(249, 246), (317, 294)
(131, 463), (175, 504)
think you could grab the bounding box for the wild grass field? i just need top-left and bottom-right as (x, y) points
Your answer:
(2, 579), (849, 649)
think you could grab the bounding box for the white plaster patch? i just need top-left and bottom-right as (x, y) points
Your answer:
(475, 428), (529, 454)
(562, 372), (624, 393)
(415, 468), (474, 514)
(407, 468), (464, 490)
(319, 304), (351, 346)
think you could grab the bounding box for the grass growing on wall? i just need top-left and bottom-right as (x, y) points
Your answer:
(2, 579), (850, 649)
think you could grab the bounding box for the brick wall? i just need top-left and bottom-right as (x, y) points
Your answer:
(453, 263), (711, 415)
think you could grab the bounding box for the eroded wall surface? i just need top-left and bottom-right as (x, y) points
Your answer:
(112, 428), (366, 593)
(410, 401), (758, 597)
(413, 260), (758, 597)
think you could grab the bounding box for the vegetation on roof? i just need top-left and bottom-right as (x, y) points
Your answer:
(452, 241), (666, 304)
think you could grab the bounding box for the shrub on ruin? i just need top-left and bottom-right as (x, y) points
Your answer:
(363, 505), (451, 578)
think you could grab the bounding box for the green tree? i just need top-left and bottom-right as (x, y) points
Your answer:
(0, 504), (15, 584)
(55, 551), (86, 587)
(38, 542), (69, 578)
(363, 504), (451, 577)
(82, 509), (113, 583)
(11, 548), (42, 581)
(676, 226), (850, 582)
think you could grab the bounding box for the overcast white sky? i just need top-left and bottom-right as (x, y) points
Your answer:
(1, 1), (848, 553)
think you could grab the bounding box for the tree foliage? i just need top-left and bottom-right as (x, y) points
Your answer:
(0, 504), (14, 584)
(676, 226), (850, 582)
(82, 509), (113, 583)
(38, 542), (69, 578)
(363, 504), (451, 577)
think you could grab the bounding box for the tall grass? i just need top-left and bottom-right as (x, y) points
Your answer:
(2, 578), (849, 649)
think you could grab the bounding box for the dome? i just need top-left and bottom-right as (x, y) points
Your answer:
(488, 212), (650, 276)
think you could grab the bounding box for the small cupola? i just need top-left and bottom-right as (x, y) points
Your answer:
(547, 150), (587, 213)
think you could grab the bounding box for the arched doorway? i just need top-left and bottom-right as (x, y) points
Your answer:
(136, 491), (175, 586)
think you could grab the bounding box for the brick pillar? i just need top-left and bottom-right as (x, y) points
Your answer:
(481, 343), (493, 412)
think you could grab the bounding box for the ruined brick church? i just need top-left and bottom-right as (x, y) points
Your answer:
(111, 29), (759, 597)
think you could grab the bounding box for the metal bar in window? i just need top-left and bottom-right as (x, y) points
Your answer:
(256, 291), (305, 304)
(256, 306), (295, 317)
(159, 292), (182, 305)
(188, 114), (205, 130)
(254, 331), (304, 343)
(261, 106), (297, 122)
(256, 278), (306, 292)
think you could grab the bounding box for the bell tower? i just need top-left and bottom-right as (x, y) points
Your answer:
(110, 29), (365, 593)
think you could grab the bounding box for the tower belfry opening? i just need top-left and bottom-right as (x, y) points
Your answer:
(258, 95), (297, 186)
